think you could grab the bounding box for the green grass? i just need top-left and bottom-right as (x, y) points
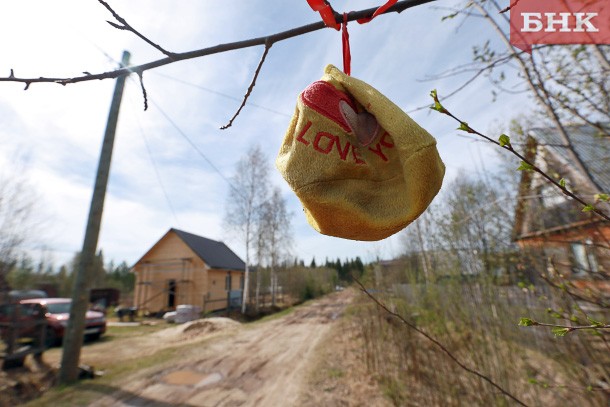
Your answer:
(101, 322), (168, 340)
(253, 305), (296, 323)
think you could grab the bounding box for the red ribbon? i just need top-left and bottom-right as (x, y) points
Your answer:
(342, 13), (351, 76)
(357, 0), (398, 24)
(306, 1), (398, 75)
(306, 0), (340, 30)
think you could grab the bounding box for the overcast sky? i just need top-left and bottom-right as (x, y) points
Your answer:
(0, 0), (530, 268)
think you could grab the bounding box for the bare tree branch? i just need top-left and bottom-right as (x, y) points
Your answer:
(220, 41), (272, 130)
(98, 0), (176, 59)
(0, 0), (437, 88)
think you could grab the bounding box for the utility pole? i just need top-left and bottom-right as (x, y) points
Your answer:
(59, 51), (131, 384)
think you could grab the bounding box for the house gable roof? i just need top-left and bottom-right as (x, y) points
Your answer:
(514, 124), (609, 240)
(171, 229), (245, 271)
(528, 124), (609, 192)
(133, 228), (245, 271)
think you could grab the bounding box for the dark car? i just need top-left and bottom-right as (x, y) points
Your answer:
(20, 298), (106, 346)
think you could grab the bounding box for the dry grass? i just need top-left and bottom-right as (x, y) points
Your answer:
(354, 280), (610, 406)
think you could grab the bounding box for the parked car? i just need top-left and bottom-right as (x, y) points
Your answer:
(20, 298), (107, 346)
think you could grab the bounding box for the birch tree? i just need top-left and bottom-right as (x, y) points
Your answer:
(259, 188), (292, 306)
(224, 145), (269, 313)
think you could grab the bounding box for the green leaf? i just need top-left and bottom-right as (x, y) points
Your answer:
(582, 204), (595, 212)
(587, 385), (593, 392)
(551, 327), (570, 337)
(528, 378), (538, 385)
(594, 193), (609, 202)
(517, 161), (534, 171)
(429, 89), (447, 114)
(559, 178), (566, 188)
(441, 12), (459, 21)
(498, 134), (510, 147)
(587, 316), (603, 327)
(518, 317), (536, 327)
(458, 122), (473, 133)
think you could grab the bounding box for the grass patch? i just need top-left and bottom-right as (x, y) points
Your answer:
(252, 305), (296, 323)
(101, 323), (168, 340)
(327, 368), (344, 379)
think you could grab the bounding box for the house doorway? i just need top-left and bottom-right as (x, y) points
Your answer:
(168, 279), (176, 308)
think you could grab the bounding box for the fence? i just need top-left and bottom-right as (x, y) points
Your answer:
(0, 303), (47, 369)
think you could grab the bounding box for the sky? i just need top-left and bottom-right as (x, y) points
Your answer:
(0, 0), (532, 269)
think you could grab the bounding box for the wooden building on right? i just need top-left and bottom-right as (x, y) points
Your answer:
(512, 124), (609, 297)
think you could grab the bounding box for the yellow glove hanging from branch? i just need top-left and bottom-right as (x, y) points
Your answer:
(277, 2), (444, 240)
(276, 64), (445, 241)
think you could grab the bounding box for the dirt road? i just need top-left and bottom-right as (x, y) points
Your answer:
(82, 290), (353, 407)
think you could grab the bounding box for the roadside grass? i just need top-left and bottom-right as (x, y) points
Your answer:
(251, 303), (297, 324)
(100, 322), (168, 340)
(355, 279), (609, 406)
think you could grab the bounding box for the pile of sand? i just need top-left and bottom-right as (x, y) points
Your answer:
(153, 317), (240, 341)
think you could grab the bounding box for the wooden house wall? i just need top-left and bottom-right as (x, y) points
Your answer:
(134, 232), (209, 313)
(204, 269), (244, 312)
(133, 231), (245, 314)
(516, 224), (609, 278)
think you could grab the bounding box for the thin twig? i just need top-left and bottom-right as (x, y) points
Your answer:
(525, 321), (610, 331)
(220, 42), (272, 130)
(499, 0), (522, 14)
(430, 91), (610, 222)
(137, 71), (148, 111)
(0, 0), (436, 88)
(353, 277), (529, 407)
(98, 0), (176, 59)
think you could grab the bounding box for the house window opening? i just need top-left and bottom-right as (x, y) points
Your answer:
(225, 273), (232, 291)
(571, 241), (599, 274)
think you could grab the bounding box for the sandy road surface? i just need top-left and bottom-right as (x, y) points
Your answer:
(87, 290), (351, 407)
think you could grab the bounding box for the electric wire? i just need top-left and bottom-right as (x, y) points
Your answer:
(126, 78), (181, 226)
(146, 96), (245, 200)
(150, 71), (291, 118)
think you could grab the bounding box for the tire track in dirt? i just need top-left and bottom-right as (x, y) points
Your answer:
(90, 290), (351, 407)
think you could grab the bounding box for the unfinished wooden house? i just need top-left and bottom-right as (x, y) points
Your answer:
(513, 124), (609, 294)
(132, 228), (245, 314)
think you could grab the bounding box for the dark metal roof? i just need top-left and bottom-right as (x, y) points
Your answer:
(172, 228), (245, 271)
(528, 124), (609, 192)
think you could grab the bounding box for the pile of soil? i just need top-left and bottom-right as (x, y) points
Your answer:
(152, 317), (240, 341)
(180, 318), (240, 339)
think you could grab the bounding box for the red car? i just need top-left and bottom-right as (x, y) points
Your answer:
(20, 298), (107, 346)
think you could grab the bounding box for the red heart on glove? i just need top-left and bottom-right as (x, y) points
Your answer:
(300, 81), (380, 147)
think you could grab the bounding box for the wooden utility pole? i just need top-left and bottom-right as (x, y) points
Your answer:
(59, 51), (131, 384)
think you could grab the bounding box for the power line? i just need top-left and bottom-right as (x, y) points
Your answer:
(150, 71), (291, 118)
(147, 96), (243, 200)
(126, 81), (181, 226)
